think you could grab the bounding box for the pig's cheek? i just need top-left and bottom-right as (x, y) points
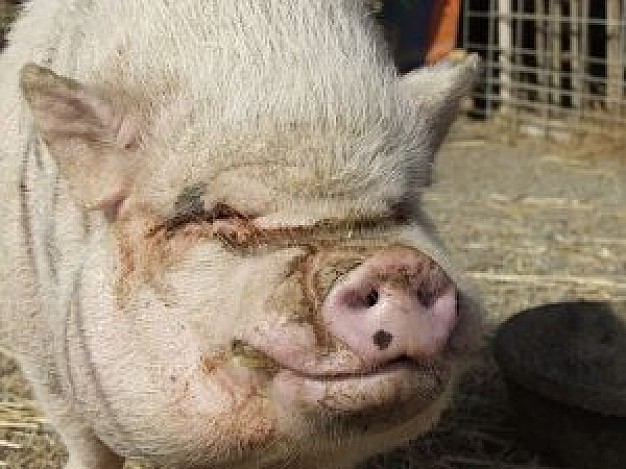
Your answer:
(170, 362), (259, 418)
(162, 244), (246, 339)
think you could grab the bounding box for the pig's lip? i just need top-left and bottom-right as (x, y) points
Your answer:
(232, 339), (450, 381)
(286, 357), (450, 386)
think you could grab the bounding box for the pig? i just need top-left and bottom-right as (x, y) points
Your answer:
(0, 1), (482, 468)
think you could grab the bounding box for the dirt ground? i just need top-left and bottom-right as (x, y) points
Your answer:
(1, 120), (624, 469)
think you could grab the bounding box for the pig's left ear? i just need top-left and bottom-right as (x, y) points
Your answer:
(400, 54), (480, 152)
(20, 63), (139, 214)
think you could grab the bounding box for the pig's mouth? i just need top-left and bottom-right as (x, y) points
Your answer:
(231, 339), (283, 372)
(232, 338), (449, 379)
(230, 338), (452, 416)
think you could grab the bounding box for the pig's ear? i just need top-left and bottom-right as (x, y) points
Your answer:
(400, 54), (480, 152)
(20, 63), (139, 214)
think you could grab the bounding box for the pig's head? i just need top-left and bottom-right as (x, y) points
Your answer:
(21, 56), (481, 468)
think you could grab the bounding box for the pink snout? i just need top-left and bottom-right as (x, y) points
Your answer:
(321, 248), (458, 368)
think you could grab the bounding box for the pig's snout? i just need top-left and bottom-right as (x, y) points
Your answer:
(321, 248), (458, 369)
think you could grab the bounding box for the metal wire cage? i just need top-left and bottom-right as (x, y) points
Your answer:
(462, 0), (626, 141)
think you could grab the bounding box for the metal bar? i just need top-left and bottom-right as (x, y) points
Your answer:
(462, 0), (470, 52)
(464, 10), (620, 26)
(469, 78), (626, 103)
(570, 0), (582, 110)
(466, 93), (626, 121)
(464, 43), (617, 67)
(515, 0), (525, 105)
(472, 60), (622, 86)
(622, 0), (626, 115)
(580, 0), (589, 110)
(487, 0), (497, 116)
(535, 0), (548, 122)
(607, 0), (623, 114)
(498, 0), (513, 113)
(549, 0), (562, 109)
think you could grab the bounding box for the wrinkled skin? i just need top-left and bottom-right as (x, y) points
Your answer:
(0, 1), (482, 468)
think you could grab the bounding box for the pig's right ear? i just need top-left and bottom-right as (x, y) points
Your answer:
(400, 54), (480, 152)
(20, 63), (139, 215)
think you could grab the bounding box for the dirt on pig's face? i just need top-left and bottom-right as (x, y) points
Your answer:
(71, 123), (483, 468)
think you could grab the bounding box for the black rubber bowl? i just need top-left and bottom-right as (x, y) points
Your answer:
(493, 301), (626, 469)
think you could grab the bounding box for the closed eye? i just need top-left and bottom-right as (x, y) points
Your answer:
(164, 202), (246, 235)
(151, 184), (246, 235)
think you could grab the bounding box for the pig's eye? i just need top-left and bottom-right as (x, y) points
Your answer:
(165, 184), (207, 231)
(175, 184), (206, 217)
(164, 185), (244, 234)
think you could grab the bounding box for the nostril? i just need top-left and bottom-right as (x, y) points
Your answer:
(416, 289), (436, 309)
(372, 329), (393, 350)
(365, 289), (379, 308)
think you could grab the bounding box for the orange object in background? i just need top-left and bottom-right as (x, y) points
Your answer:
(380, 0), (463, 72)
(425, 0), (461, 64)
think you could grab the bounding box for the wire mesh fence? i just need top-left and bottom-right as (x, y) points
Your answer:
(462, 0), (626, 141)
